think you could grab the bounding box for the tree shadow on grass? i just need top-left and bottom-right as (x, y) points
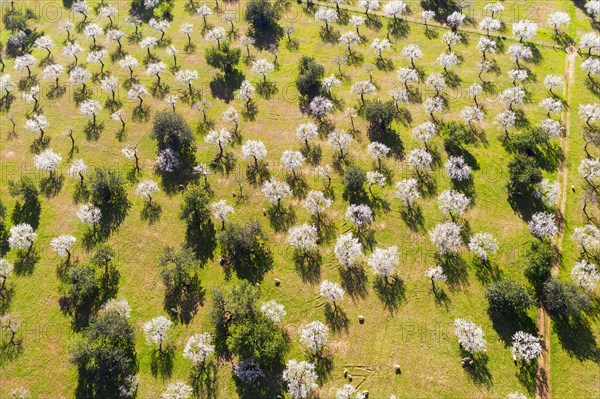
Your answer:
(190, 362), (218, 399)
(286, 175), (308, 199)
(400, 205), (425, 232)
(438, 254), (469, 289)
(301, 145), (322, 166)
(151, 345), (175, 379)
(553, 315), (600, 362)
(313, 351), (334, 384)
(473, 258), (502, 285)
(293, 250), (321, 284)
(0, 341), (23, 368)
(141, 202), (162, 224)
(14, 250), (39, 276)
(373, 275), (406, 314)
(39, 175), (64, 198)
(339, 265), (368, 300)
(461, 350), (493, 388)
(246, 163), (271, 186)
(256, 81), (278, 99)
(489, 311), (536, 346)
(388, 19), (409, 39)
(267, 205), (296, 232)
(324, 303), (349, 333)
(0, 286), (15, 314)
(516, 360), (538, 396)
(210, 70), (244, 103)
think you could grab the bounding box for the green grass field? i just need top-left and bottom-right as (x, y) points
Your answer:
(0, 0), (599, 398)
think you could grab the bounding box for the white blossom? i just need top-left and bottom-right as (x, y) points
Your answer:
(461, 106), (483, 125)
(423, 96), (445, 117)
(513, 20), (538, 42)
(77, 203), (101, 226)
(446, 11), (466, 29)
(571, 260), (600, 290)
(34, 149), (62, 173)
(528, 212), (558, 238)
(143, 316), (172, 348)
(155, 149), (179, 173)
(287, 224), (318, 252)
(572, 224), (600, 253)
(160, 382), (192, 399)
(368, 246), (399, 278)
(251, 59), (275, 80)
(101, 297), (131, 318)
(533, 179), (559, 207)
(479, 17), (501, 35)
(241, 140), (267, 163)
(327, 129), (353, 156)
(300, 321), (328, 354)
(260, 300), (286, 323)
(579, 103), (600, 125)
(407, 148), (433, 173)
(426, 265), (447, 283)
(211, 200), (234, 226)
(383, 0), (407, 19)
(429, 221), (462, 254)
(281, 150), (306, 173)
(395, 179), (420, 207)
(320, 280), (344, 303)
(510, 331), (541, 362)
(283, 360), (318, 399)
(262, 179), (292, 206)
(346, 204), (373, 227)
(547, 11), (570, 32)
(233, 359), (264, 384)
(310, 96), (334, 118)
(183, 333), (214, 364)
(468, 233), (498, 260)
(454, 318), (486, 354)
(445, 156), (471, 181)
(238, 80), (255, 103)
(8, 224), (37, 251)
(438, 189), (470, 218)
(303, 191), (332, 216)
(136, 180), (159, 202)
(499, 86), (526, 109)
(334, 233), (362, 267)
(412, 122), (437, 144)
(50, 235), (76, 258)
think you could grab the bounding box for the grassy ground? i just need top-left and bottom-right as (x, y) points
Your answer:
(0, 0), (597, 398)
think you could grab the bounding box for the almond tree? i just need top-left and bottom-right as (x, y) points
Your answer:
(211, 199), (234, 229)
(300, 321), (329, 357)
(241, 139), (267, 171)
(143, 316), (173, 353)
(302, 190), (332, 232)
(468, 233), (499, 261)
(50, 234), (76, 264)
(68, 159), (88, 186)
(429, 221), (461, 255)
(315, 8), (338, 34)
(368, 246), (399, 282)
(395, 179), (419, 208)
(8, 223), (37, 259)
(283, 360), (318, 399)
(320, 279), (344, 311)
(571, 260), (600, 290)
(334, 233), (362, 268)
(260, 300), (286, 323)
(183, 332), (214, 368)
(510, 331), (541, 363)
(454, 318), (486, 354)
